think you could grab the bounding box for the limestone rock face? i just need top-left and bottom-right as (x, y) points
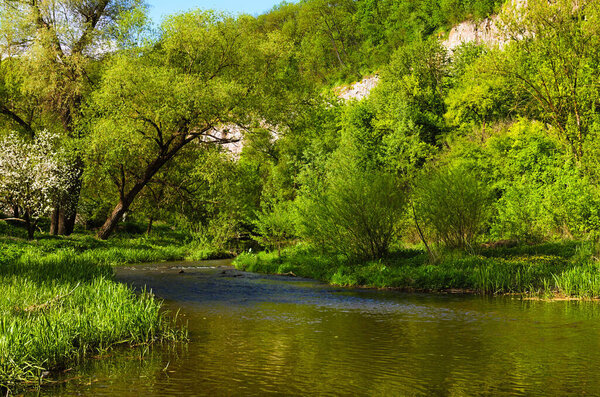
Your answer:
(206, 124), (246, 157)
(443, 0), (527, 51)
(443, 16), (506, 51)
(335, 74), (380, 101)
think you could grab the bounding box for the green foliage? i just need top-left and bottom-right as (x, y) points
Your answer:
(251, 201), (296, 256)
(497, 0), (600, 159)
(414, 165), (493, 249)
(445, 50), (514, 140)
(296, 148), (405, 260)
(373, 38), (449, 145)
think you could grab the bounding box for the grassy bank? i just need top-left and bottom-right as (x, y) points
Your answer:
(234, 241), (600, 299)
(0, 227), (218, 393)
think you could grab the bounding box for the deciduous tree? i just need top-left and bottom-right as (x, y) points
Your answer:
(0, 0), (147, 234)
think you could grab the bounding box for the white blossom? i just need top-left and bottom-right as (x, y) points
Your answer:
(0, 130), (75, 221)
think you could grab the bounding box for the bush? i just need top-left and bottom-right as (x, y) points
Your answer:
(296, 155), (405, 260)
(251, 201), (296, 257)
(482, 120), (600, 240)
(493, 183), (550, 242)
(415, 165), (492, 250)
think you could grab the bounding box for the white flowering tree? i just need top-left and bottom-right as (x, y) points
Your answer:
(0, 131), (74, 239)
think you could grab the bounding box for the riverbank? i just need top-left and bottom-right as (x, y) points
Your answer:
(38, 258), (600, 396)
(234, 241), (600, 299)
(0, 231), (214, 394)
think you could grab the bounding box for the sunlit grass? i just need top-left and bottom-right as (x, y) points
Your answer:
(0, 234), (191, 393)
(235, 241), (600, 299)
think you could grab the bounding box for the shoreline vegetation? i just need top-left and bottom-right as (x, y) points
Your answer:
(3, 223), (600, 393)
(234, 241), (600, 301)
(3, 0), (600, 394)
(0, 224), (227, 394)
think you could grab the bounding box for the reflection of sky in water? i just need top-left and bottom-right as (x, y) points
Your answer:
(117, 265), (525, 326)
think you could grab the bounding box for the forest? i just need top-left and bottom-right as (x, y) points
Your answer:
(2, 0), (600, 391)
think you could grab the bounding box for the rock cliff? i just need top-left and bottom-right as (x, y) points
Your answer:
(443, 16), (506, 51)
(335, 75), (380, 101)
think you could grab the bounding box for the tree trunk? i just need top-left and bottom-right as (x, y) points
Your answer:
(97, 201), (128, 240)
(50, 205), (77, 235)
(50, 199), (78, 235)
(59, 206), (77, 235)
(411, 198), (435, 261)
(50, 205), (60, 235)
(50, 159), (83, 236)
(97, 177), (149, 240)
(97, 166), (168, 240)
(146, 217), (154, 236)
(96, 135), (193, 240)
(24, 210), (34, 240)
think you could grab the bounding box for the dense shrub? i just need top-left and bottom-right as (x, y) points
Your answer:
(296, 154), (405, 260)
(251, 201), (296, 257)
(414, 165), (492, 249)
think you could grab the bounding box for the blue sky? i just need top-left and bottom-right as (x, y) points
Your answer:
(147, 1), (287, 22)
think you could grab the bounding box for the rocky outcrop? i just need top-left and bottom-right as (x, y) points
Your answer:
(443, 0), (527, 51)
(335, 74), (380, 101)
(443, 16), (506, 51)
(206, 124), (246, 157)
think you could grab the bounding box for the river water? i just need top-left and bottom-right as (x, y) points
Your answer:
(42, 260), (600, 396)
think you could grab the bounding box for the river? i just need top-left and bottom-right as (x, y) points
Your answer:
(41, 260), (600, 396)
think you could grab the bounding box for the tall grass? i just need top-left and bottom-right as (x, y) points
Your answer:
(0, 234), (191, 393)
(235, 242), (600, 298)
(553, 263), (600, 298)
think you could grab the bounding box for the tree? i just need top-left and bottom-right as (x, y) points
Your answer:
(0, 58), (40, 138)
(296, 0), (361, 81)
(0, 131), (74, 239)
(88, 10), (301, 239)
(496, 0), (600, 160)
(445, 55), (513, 141)
(372, 38), (449, 147)
(0, 0), (147, 235)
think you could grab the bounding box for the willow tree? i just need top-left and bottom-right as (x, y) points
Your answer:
(497, 0), (600, 160)
(88, 10), (300, 239)
(0, 0), (147, 235)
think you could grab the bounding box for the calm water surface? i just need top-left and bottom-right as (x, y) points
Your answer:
(42, 260), (600, 396)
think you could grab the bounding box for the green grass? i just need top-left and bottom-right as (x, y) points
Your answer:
(234, 241), (600, 298)
(0, 226), (211, 394)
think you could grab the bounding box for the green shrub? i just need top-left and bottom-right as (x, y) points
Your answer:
(251, 201), (296, 257)
(415, 165), (492, 250)
(296, 158), (405, 260)
(493, 183), (550, 242)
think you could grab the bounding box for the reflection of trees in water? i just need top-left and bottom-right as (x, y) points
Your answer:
(47, 293), (600, 396)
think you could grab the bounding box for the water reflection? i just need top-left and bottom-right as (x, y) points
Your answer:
(41, 263), (600, 396)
